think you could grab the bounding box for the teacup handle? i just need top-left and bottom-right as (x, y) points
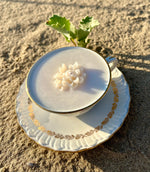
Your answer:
(105, 56), (118, 71)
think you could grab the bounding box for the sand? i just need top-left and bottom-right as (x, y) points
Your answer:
(0, 0), (150, 171)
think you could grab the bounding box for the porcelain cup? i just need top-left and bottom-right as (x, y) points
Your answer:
(26, 47), (118, 116)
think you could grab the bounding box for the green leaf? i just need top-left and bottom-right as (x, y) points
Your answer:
(77, 39), (91, 47)
(76, 29), (89, 47)
(46, 15), (99, 47)
(79, 16), (99, 32)
(77, 40), (87, 47)
(46, 15), (76, 42)
(76, 16), (99, 47)
(76, 28), (89, 41)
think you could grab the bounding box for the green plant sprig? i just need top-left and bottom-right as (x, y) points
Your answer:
(46, 15), (99, 48)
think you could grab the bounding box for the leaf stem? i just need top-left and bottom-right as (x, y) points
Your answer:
(71, 38), (77, 47)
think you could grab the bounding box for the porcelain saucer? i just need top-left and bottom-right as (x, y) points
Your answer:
(16, 68), (130, 152)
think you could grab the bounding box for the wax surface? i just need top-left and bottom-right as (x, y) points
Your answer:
(27, 47), (110, 112)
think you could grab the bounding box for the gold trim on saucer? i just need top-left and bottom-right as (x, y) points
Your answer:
(27, 80), (118, 140)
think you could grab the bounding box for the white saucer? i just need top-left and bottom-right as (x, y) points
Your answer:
(16, 68), (130, 152)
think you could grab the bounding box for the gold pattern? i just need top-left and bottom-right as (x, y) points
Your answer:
(29, 113), (34, 119)
(38, 126), (46, 132)
(112, 103), (117, 110)
(101, 117), (109, 125)
(33, 119), (40, 127)
(107, 112), (113, 118)
(28, 80), (119, 140)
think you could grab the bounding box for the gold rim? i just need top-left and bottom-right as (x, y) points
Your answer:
(16, 68), (131, 152)
(17, 91), (131, 153)
(27, 80), (118, 140)
(26, 47), (112, 115)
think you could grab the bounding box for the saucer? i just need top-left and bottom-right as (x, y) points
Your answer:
(16, 68), (130, 152)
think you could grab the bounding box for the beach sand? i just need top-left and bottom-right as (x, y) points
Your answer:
(0, 0), (150, 171)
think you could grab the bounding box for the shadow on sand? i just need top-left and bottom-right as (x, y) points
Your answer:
(75, 53), (150, 169)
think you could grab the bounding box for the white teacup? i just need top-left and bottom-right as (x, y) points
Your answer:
(26, 47), (118, 116)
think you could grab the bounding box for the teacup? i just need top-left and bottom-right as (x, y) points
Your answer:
(26, 47), (118, 116)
